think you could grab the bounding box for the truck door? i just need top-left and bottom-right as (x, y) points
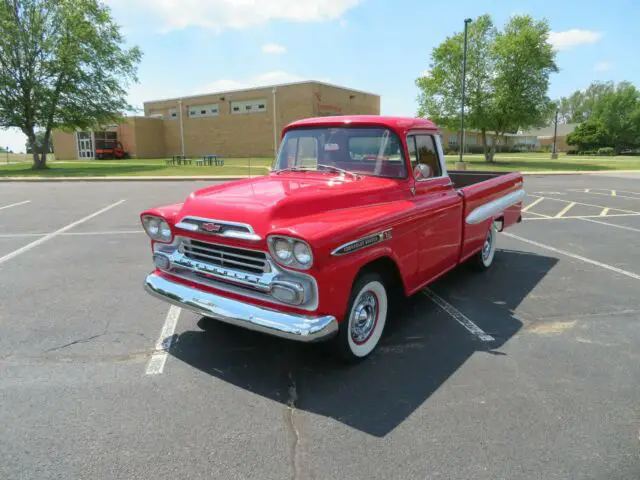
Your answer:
(407, 133), (463, 285)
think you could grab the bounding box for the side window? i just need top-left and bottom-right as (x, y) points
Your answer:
(414, 135), (442, 179)
(407, 136), (418, 166)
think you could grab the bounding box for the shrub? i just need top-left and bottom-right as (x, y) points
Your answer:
(596, 147), (615, 156)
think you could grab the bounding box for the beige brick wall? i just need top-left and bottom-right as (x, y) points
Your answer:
(53, 82), (381, 159)
(144, 81), (379, 158)
(52, 130), (77, 160)
(131, 117), (165, 158)
(312, 83), (380, 117)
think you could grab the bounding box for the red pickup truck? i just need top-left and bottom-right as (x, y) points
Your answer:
(142, 116), (524, 361)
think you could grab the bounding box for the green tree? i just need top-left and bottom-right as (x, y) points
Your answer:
(566, 120), (609, 151)
(0, 0), (141, 169)
(563, 81), (640, 152)
(417, 14), (557, 162)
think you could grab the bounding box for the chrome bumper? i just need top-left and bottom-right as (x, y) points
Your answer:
(144, 273), (338, 342)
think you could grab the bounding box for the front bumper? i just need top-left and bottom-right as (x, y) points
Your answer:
(144, 272), (338, 342)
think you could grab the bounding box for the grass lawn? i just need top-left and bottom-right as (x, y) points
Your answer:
(1, 153), (639, 177)
(0, 157), (272, 177)
(444, 152), (640, 171)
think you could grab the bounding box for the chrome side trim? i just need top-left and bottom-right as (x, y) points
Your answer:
(465, 189), (526, 225)
(331, 229), (393, 256)
(176, 216), (261, 241)
(145, 273), (337, 342)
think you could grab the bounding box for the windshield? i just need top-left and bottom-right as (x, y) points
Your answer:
(273, 127), (407, 178)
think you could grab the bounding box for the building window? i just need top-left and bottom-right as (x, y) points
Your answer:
(188, 103), (220, 118)
(448, 135), (458, 145)
(231, 99), (268, 114)
(168, 108), (178, 119)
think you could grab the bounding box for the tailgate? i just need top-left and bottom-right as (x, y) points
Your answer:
(458, 172), (524, 262)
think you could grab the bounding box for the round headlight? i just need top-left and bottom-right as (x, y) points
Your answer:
(159, 220), (172, 240)
(293, 241), (312, 265)
(274, 238), (293, 262)
(145, 217), (160, 236)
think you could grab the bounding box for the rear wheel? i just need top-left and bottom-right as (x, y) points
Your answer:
(331, 273), (388, 363)
(470, 222), (497, 271)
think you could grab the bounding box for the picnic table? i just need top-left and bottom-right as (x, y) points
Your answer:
(197, 154), (225, 166)
(166, 155), (192, 165)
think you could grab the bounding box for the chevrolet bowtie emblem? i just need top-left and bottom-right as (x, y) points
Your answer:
(201, 222), (222, 233)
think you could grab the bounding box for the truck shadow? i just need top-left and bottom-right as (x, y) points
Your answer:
(169, 249), (558, 437)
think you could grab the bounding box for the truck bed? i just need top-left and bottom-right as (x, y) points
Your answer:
(448, 170), (511, 189)
(449, 170), (525, 262)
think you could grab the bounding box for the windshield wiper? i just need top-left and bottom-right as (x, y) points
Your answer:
(273, 164), (361, 179)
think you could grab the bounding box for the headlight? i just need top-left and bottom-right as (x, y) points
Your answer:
(293, 242), (312, 265)
(274, 238), (293, 262)
(142, 215), (173, 242)
(268, 236), (313, 270)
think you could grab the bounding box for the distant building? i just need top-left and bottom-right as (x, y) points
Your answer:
(52, 81), (380, 160)
(440, 123), (579, 152)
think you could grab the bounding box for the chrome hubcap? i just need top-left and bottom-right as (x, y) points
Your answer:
(482, 230), (493, 262)
(351, 291), (378, 344)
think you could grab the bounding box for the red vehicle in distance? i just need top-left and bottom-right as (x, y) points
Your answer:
(141, 115), (524, 362)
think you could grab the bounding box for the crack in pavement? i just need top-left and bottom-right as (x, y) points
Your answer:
(285, 370), (302, 480)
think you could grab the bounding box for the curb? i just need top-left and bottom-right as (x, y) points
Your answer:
(1, 170), (639, 182)
(0, 176), (251, 182)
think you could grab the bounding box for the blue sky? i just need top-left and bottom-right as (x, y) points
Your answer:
(2, 0), (638, 153)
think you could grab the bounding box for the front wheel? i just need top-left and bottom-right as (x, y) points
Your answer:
(331, 273), (388, 363)
(470, 222), (497, 271)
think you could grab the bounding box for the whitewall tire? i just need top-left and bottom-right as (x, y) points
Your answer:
(332, 273), (388, 362)
(471, 222), (497, 271)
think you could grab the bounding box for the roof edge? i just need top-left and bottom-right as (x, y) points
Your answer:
(143, 80), (380, 106)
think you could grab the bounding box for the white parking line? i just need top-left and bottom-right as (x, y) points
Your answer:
(0, 230), (142, 239)
(0, 200), (31, 211)
(145, 306), (181, 375)
(0, 200), (125, 265)
(522, 197), (545, 212)
(503, 232), (640, 281)
(422, 289), (495, 342)
(528, 194), (640, 214)
(578, 217), (640, 234)
(568, 189), (640, 200)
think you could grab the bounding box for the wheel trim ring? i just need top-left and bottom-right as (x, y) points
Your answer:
(482, 227), (494, 264)
(350, 291), (379, 345)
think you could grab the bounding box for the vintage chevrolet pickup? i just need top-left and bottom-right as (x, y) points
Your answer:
(142, 116), (524, 361)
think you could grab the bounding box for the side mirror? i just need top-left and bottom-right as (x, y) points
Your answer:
(413, 163), (432, 180)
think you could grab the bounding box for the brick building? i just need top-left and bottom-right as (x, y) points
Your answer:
(52, 81), (380, 160)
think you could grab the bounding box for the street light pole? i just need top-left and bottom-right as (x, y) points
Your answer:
(458, 18), (472, 169)
(551, 109), (559, 159)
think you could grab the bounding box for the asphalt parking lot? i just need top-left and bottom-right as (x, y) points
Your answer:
(1, 174), (639, 480)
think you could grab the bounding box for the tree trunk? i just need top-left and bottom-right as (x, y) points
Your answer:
(485, 134), (498, 163)
(27, 131), (48, 170)
(481, 130), (490, 162)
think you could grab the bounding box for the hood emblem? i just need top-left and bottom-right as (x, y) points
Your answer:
(201, 222), (222, 233)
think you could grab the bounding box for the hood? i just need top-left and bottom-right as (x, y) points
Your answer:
(177, 172), (406, 237)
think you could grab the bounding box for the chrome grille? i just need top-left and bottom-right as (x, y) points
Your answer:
(182, 239), (269, 275)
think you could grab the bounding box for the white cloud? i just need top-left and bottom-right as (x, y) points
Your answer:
(262, 43), (286, 54)
(339, 18), (348, 28)
(548, 29), (603, 51)
(106, 0), (364, 31)
(0, 128), (27, 154)
(594, 61), (613, 71)
(420, 69), (431, 78)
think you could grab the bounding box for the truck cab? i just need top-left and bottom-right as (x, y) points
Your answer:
(142, 115), (524, 362)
